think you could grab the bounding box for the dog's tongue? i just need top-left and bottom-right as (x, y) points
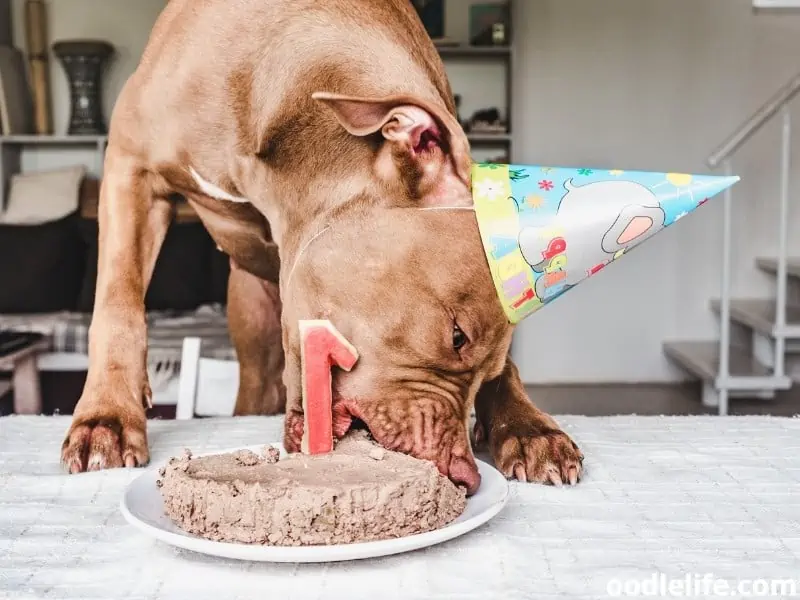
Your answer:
(447, 455), (481, 496)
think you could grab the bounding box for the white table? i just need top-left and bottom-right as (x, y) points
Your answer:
(2, 415), (800, 599)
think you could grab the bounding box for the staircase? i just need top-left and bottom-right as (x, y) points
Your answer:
(663, 69), (800, 415)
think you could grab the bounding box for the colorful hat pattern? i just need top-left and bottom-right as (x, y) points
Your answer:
(471, 163), (740, 324)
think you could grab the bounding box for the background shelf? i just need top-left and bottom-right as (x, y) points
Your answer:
(434, 44), (511, 58)
(0, 135), (108, 145)
(467, 132), (511, 143)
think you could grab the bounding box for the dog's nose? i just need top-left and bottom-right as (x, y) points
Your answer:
(448, 454), (481, 496)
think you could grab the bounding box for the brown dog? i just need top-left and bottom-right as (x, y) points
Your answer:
(61, 0), (583, 492)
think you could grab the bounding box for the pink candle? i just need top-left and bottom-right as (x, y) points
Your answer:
(299, 320), (359, 455)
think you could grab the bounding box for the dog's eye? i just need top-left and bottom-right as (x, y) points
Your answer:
(453, 323), (468, 351)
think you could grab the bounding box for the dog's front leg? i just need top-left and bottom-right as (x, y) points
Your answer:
(228, 261), (286, 416)
(61, 151), (171, 473)
(474, 357), (584, 486)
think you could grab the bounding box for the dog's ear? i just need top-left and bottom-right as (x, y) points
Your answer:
(312, 91), (472, 207)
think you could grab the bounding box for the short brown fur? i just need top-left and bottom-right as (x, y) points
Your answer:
(61, 0), (582, 493)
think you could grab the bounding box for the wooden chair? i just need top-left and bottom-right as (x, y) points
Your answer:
(0, 332), (49, 415)
(175, 337), (240, 419)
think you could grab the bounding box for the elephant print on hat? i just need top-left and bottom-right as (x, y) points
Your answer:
(518, 179), (665, 301)
(469, 162), (739, 324)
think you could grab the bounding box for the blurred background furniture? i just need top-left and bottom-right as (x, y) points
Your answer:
(0, 330), (47, 414)
(2, 0), (800, 417)
(175, 336), (239, 420)
(0, 0), (514, 418)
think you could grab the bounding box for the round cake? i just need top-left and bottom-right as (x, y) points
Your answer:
(157, 430), (467, 546)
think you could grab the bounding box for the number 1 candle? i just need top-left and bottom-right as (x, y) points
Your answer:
(298, 320), (359, 455)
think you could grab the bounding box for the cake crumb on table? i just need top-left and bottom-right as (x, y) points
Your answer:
(231, 450), (263, 466)
(263, 446), (281, 464)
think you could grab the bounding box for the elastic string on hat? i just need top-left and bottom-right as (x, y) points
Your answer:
(416, 206), (476, 211)
(283, 225), (332, 292)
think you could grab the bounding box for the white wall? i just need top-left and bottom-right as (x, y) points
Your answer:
(9, 0), (800, 384)
(510, 0), (800, 383)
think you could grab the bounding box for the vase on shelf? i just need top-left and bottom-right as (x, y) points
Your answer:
(52, 39), (114, 135)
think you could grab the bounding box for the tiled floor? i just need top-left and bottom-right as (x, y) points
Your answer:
(527, 382), (800, 416)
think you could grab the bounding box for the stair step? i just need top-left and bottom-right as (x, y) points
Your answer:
(709, 298), (800, 337)
(663, 340), (791, 390)
(755, 257), (800, 278)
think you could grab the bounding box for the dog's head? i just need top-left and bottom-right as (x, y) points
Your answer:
(281, 207), (514, 495)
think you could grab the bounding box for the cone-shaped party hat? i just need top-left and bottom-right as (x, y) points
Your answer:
(471, 163), (740, 324)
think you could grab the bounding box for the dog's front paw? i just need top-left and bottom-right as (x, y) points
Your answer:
(62, 417), (149, 473)
(61, 374), (150, 473)
(492, 424), (583, 486)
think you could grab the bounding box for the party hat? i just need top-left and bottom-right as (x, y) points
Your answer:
(471, 163), (740, 324)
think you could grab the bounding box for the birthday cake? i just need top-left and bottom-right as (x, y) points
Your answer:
(157, 430), (467, 546)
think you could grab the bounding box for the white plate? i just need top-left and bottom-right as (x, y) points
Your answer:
(120, 443), (509, 563)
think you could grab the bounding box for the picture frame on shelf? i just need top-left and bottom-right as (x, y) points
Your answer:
(469, 2), (510, 46)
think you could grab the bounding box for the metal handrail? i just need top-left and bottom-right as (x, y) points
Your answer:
(707, 69), (800, 168)
(711, 77), (795, 415)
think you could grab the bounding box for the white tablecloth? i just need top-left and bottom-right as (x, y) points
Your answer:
(2, 415), (800, 600)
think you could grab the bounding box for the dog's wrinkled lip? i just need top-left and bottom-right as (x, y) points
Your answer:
(330, 394), (480, 496)
(282, 390), (481, 495)
(331, 395), (361, 439)
(283, 397), (360, 453)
